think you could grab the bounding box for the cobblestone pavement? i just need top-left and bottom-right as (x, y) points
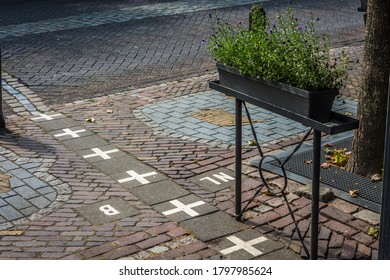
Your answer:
(1, 0), (380, 260)
(1, 0), (365, 105)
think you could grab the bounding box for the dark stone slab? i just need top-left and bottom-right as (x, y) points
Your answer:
(256, 248), (301, 260)
(49, 126), (93, 140)
(111, 161), (167, 188)
(13, 185), (40, 199)
(35, 117), (80, 131)
(130, 179), (189, 205)
(214, 229), (282, 259)
(94, 156), (154, 176)
(77, 145), (127, 163)
(0, 205), (23, 220)
(29, 195), (51, 209)
(190, 167), (236, 192)
(4, 195), (32, 210)
(61, 135), (108, 151)
(75, 198), (140, 225)
(179, 211), (248, 242)
(23, 177), (47, 189)
(153, 194), (218, 222)
(30, 112), (66, 123)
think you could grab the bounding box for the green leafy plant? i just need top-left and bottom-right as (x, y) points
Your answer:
(323, 144), (351, 168)
(207, 5), (349, 91)
(368, 226), (379, 239)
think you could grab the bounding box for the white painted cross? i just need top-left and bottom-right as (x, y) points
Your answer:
(220, 235), (267, 257)
(31, 113), (62, 121)
(83, 147), (119, 160)
(162, 199), (205, 217)
(200, 172), (234, 185)
(54, 128), (86, 138)
(118, 170), (157, 185)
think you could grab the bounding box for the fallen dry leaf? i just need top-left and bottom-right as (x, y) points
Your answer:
(107, 109), (113, 114)
(263, 189), (275, 196)
(304, 160), (313, 164)
(349, 189), (359, 198)
(371, 173), (383, 182)
(86, 117), (95, 122)
(321, 162), (330, 169)
(248, 140), (257, 146)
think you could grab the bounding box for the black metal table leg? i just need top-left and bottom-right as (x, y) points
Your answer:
(311, 129), (321, 259)
(235, 98), (242, 221)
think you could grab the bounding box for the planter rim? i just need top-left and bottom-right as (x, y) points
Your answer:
(216, 62), (339, 97)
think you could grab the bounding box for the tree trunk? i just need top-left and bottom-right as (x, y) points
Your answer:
(347, 0), (390, 177)
(1, 49), (5, 129)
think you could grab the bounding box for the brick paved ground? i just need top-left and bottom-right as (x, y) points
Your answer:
(1, 0), (381, 260)
(1, 0), (364, 104)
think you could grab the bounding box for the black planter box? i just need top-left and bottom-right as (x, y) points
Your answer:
(216, 63), (339, 123)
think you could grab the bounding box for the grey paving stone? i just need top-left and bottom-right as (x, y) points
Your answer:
(35, 186), (55, 195)
(75, 198), (140, 225)
(215, 229), (282, 260)
(36, 117), (80, 132)
(130, 179), (189, 205)
(77, 145), (126, 163)
(90, 155), (150, 175)
(61, 135), (108, 151)
(4, 195), (32, 210)
(111, 161), (167, 188)
(20, 162), (41, 172)
(49, 126), (93, 140)
(9, 168), (32, 180)
(0, 205), (23, 221)
(256, 248), (301, 260)
(1, 160), (19, 171)
(353, 209), (381, 225)
(190, 167), (236, 192)
(9, 177), (24, 188)
(30, 112), (66, 123)
(20, 206), (39, 216)
(13, 185), (40, 199)
(180, 211), (248, 242)
(0, 198), (6, 207)
(46, 192), (57, 201)
(23, 177), (47, 189)
(153, 194), (218, 222)
(29, 196), (51, 209)
(0, 222), (13, 230)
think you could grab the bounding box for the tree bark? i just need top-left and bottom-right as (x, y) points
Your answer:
(347, 0), (390, 177)
(1, 49), (6, 129)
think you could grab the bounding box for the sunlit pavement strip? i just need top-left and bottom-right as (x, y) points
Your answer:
(0, 0), (268, 39)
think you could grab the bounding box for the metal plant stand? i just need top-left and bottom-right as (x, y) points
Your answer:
(209, 81), (359, 260)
